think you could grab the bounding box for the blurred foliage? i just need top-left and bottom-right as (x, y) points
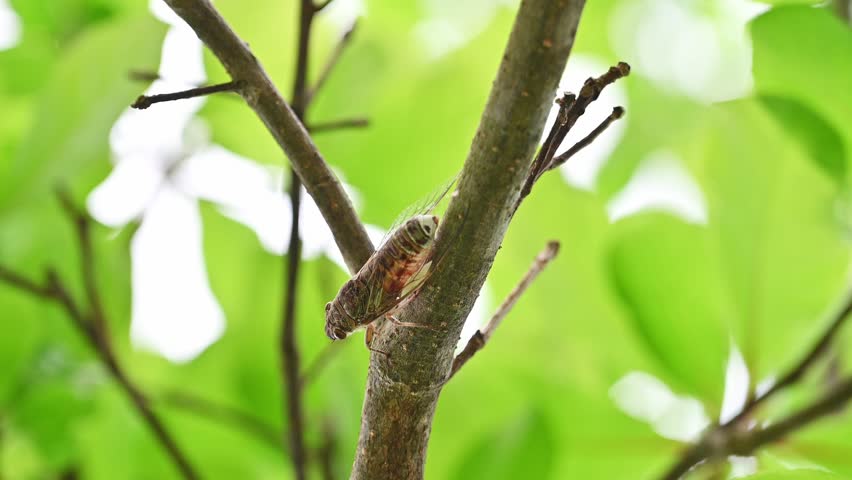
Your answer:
(0, 0), (851, 479)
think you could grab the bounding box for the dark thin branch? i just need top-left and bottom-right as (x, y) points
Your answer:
(549, 106), (624, 169)
(726, 293), (852, 427)
(131, 81), (241, 109)
(661, 376), (852, 480)
(449, 241), (560, 379)
(163, 0), (373, 274)
(306, 20), (358, 105)
(0, 266), (52, 298)
(160, 391), (281, 449)
(0, 198), (200, 480)
(282, 172), (307, 480)
(308, 117), (369, 134)
(517, 62), (630, 208)
(660, 293), (852, 479)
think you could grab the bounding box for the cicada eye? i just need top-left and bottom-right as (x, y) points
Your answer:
(333, 328), (347, 340)
(325, 302), (331, 312)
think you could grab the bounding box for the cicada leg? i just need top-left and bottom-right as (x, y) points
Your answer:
(385, 314), (440, 331)
(365, 323), (390, 357)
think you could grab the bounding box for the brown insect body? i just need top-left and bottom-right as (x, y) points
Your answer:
(325, 215), (439, 341)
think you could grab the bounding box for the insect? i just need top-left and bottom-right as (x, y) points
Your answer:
(324, 177), (458, 346)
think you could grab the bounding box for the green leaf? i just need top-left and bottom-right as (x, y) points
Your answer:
(759, 95), (846, 185)
(0, 14), (167, 208)
(607, 213), (729, 405)
(700, 100), (849, 381)
(751, 6), (852, 170)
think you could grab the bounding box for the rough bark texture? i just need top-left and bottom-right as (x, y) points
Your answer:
(350, 1), (585, 478)
(163, 0), (374, 274)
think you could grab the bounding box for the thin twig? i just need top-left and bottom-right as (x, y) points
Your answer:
(300, 342), (345, 388)
(549, 106), (624, 170)
(131, 81), (241, 109)
(161, 391), (281, 449)
(517, 62), (630, 208)
(449, 241), (560, 379)
(306, 20), (358, 105)
(279, 0), (320, 476)
(163, 0), (373, 274)
(308, 117), (370, 134)
(282, 173), (307, 480)
(660, 293), (852, 479)
(726, 293), (852, 427)
(0, 196), (201, 480)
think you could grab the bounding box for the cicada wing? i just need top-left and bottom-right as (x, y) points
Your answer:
(378, 172), (460, 248)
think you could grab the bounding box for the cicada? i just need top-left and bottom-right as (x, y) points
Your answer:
(324, 177), (457, 345)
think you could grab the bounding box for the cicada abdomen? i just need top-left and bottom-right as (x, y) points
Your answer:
(324, 215), (439, 341)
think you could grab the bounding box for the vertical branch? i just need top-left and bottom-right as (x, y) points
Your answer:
(279, 0), (313, 477)
(281, 173), (306, 479)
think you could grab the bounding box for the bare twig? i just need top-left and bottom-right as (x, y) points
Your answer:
(131, 81), (241, 109)
(727, 293), (852, 427)
(549, 106), (624, 169)
(449, 241), (560, 379)
(161, 0), (374, 274)
(306, 20), (358, 105)
(308, 117), (370, 134)
(0, 196), (200, 480)
(517, 62), (630, 208)
(161, 391), (281, 449)
(282, 172), (307, 479)
(660, 293), (852, 479)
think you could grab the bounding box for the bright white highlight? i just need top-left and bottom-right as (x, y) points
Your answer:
(610, 371), (710, 442)
(130, 187), (225, 363)
(607, 150), (707, 224)
(719, 344), (750, 424)
(0, 0), (21, 51)
(457, 285), (492, 354)
(547, 55), (629, 191)
(610, 0), (768, 103)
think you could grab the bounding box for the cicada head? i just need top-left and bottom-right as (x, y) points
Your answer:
(324, 300), (356, 341)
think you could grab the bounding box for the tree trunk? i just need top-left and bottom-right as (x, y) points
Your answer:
(350, 1), (586, 478)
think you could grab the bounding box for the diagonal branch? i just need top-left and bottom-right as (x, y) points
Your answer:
(162, 0), (374, 274)
(351, 1), (587, 478)
(449, 241), (560, 379)
(660, 292), (852, 479)
(0, 195), (200, 480)
(306, 20), (358, 105)
(160, 391), (281, 449)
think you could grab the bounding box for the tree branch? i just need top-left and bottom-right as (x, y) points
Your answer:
(306, 20), (358, 105)
(449, 241), (559, 379)
(351, 1), (586, 478)
(160, 391), (281, 449)
(307, 117), (369, 134)
(0, 197), (200, 480)
(131, 81), (241, 109)
(660, 292), (852, 479)
(162, 0), (374, 274)
(549, 106), (624, 169)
